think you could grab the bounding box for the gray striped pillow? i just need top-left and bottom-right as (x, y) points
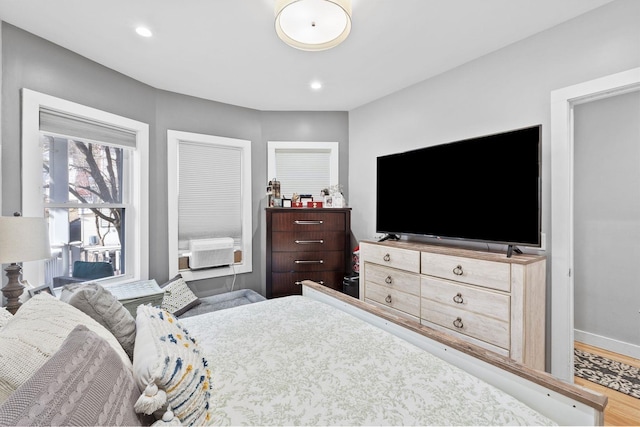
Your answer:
(0, 325), (148, 426)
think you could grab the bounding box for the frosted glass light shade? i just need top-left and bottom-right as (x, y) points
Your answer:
(0, 216), (51, 264)
(275, 0), (352, 51)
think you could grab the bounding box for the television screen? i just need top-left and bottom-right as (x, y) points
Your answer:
(376, 125), (541, 248)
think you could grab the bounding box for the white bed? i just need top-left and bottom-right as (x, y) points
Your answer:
(180, 281), (606, 426)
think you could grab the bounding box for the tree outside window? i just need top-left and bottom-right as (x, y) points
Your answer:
(43, 135), (128, 283)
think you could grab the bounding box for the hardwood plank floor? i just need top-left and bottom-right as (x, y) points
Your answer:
(574, 342), (640, 426)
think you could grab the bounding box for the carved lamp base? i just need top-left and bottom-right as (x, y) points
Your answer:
(2, 263), (25, 315)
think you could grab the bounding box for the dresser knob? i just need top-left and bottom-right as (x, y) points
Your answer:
(453, 317), (464, 329)
(385, 294), (392, 304)
(385, 276), (392, 284)
(383, 253), (391, 262)
(453, 293), (464, 304)
(452, 265), (464, 276)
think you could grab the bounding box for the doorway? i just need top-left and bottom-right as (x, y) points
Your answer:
(573, 91), (640, 356)
(551, 67), (640, 382)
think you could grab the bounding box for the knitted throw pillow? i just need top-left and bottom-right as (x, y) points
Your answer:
(61, 283), (137, 359)
(159, 274), (200, 316)
(133, 304), (212, 425)
(0, 293), (132, 404)
(0, 325), (147, 426)
(0, 307), (12, 330)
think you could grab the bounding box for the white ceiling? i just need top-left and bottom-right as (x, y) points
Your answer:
(0, 0), (614, 111)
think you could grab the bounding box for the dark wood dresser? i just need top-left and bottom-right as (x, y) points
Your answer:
(266, 207), (352, 298)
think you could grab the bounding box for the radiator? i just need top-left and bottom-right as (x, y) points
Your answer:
(189, 238), (234, 269)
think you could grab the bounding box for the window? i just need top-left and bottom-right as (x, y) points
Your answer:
(21, 89), (149, 287)
(167, 130), (252, 280)
(267, 141), (339, 198)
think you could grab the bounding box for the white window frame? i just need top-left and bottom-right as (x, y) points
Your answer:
(21, 88), (149, 286)
(167, 130), (252, 280)
(267, 141), (339, 195)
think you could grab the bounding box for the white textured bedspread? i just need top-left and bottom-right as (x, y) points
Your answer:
(180, 295), (555, 426)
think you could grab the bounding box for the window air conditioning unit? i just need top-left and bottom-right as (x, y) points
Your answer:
(189, 238), (234, 270)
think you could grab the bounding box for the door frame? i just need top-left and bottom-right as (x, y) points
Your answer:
(550, 66), (640, 381)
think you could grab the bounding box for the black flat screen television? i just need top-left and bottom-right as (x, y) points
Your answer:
(376, 125), (541, 250)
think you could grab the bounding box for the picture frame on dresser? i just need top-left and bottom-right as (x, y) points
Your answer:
(28, 283), (55, 297)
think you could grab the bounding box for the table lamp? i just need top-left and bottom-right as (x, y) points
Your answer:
(0, 214), (51, 314)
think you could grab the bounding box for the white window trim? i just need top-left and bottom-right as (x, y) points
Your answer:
(267, 141), (339, 187)
(167, 130), (252, 280)
(21, 88), (149, 286)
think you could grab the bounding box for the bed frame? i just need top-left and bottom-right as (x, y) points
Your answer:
(301, 281), (607, 426)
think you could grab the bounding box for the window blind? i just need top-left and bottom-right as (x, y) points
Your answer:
(39, 107), (137, 148)
(274, 149), (331, 197)
(178, 141), (242, 248)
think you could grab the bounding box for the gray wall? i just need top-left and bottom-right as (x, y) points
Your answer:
(574, 90), (640, 349)
(0, 23), (349, 297)
(348, 0), (640, 370)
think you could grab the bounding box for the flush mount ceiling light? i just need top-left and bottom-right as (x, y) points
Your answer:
(135, 26), (153, 37)
(275, 0), (352, 51)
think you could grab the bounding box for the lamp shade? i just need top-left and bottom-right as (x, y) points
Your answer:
(275, 0), (352, 51)
(0, 216), (51, 264)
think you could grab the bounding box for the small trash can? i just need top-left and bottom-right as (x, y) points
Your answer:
(343, 274), (359, 299)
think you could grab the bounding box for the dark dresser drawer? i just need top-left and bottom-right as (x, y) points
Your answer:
(271, 251), (345, 272)
(271, 211), (346, 232)
(270, 271), (344, 298)
(271, 231), (345, 252)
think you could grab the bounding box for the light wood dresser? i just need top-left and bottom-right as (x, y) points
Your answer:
(266, 208), (351, 298)
(359, 240), (546, 370)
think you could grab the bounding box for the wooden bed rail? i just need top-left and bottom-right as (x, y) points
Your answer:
(301, 280), (607, 426)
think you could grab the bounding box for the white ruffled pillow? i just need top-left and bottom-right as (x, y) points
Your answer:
(0, 293), (131, 404)
(133, 304), (211, 425)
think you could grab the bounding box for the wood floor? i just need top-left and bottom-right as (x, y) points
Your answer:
(574, 342), (640, 426)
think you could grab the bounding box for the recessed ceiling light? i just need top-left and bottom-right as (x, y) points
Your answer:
(310, 81), (323, 90)
(135, 27), (153, 38)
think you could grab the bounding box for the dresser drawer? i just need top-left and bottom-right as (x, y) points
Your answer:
(421, 277), (509, 322)
(421, 252), (511, 292)
(366, 281), (420, 317)
(421, 299), (509, 349)
(271, 231), (345, 252)
(271, 251), (345, 272)
(270, 271), (344, 298)
(364, 263), (420, 296)
(361, 242), (420, 273)
(271, 211), (346, 232)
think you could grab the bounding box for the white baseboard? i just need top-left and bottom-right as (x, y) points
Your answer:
(574, 329), (640, 360)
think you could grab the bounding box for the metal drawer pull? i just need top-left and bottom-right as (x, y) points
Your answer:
(295, 280), (324, 286)
(385, 294), (392, 304)
(294, 220), (324, 225)
(453, 293), (464, 304)
(295, 239), (324, 244)
(453, 317), (464, 328)
(452, 265), (464, 276)
(383, 253), (391, 262)
(385, 276), (392, 284)
(294, 260), (324, 264)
